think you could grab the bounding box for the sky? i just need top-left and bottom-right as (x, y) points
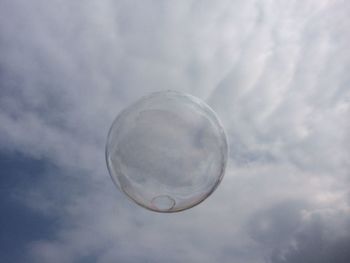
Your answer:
(0, 0), (349, 262)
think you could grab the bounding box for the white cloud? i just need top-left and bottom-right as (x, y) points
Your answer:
(0, 0), (349, 262)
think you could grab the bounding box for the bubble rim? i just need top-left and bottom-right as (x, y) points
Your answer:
(105, 90), (229, 213)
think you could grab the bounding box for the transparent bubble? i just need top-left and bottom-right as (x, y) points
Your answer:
(106, 91), (228, 212)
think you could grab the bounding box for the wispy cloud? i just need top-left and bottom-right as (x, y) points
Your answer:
(0, 0), (349, 262)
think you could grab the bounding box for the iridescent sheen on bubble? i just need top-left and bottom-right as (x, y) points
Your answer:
(106, 91), (228, 212)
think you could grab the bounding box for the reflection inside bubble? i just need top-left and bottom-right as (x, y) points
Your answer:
(106, 90), (228, 212)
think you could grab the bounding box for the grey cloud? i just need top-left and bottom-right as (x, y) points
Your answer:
(270, 211), (350, 263)
(248, 200), (306, 246)
(0, 0), (350, 262)
(247, 200), (350, 263)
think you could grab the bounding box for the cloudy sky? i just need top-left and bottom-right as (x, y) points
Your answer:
(1, 0), (350, 262)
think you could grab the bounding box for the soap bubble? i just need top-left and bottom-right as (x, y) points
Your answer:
(106, 91), (228, 212)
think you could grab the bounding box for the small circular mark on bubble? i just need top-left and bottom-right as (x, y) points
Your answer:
(151, 195), (176, 211)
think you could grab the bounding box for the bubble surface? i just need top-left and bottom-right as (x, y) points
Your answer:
(106, 91), (228, 212)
